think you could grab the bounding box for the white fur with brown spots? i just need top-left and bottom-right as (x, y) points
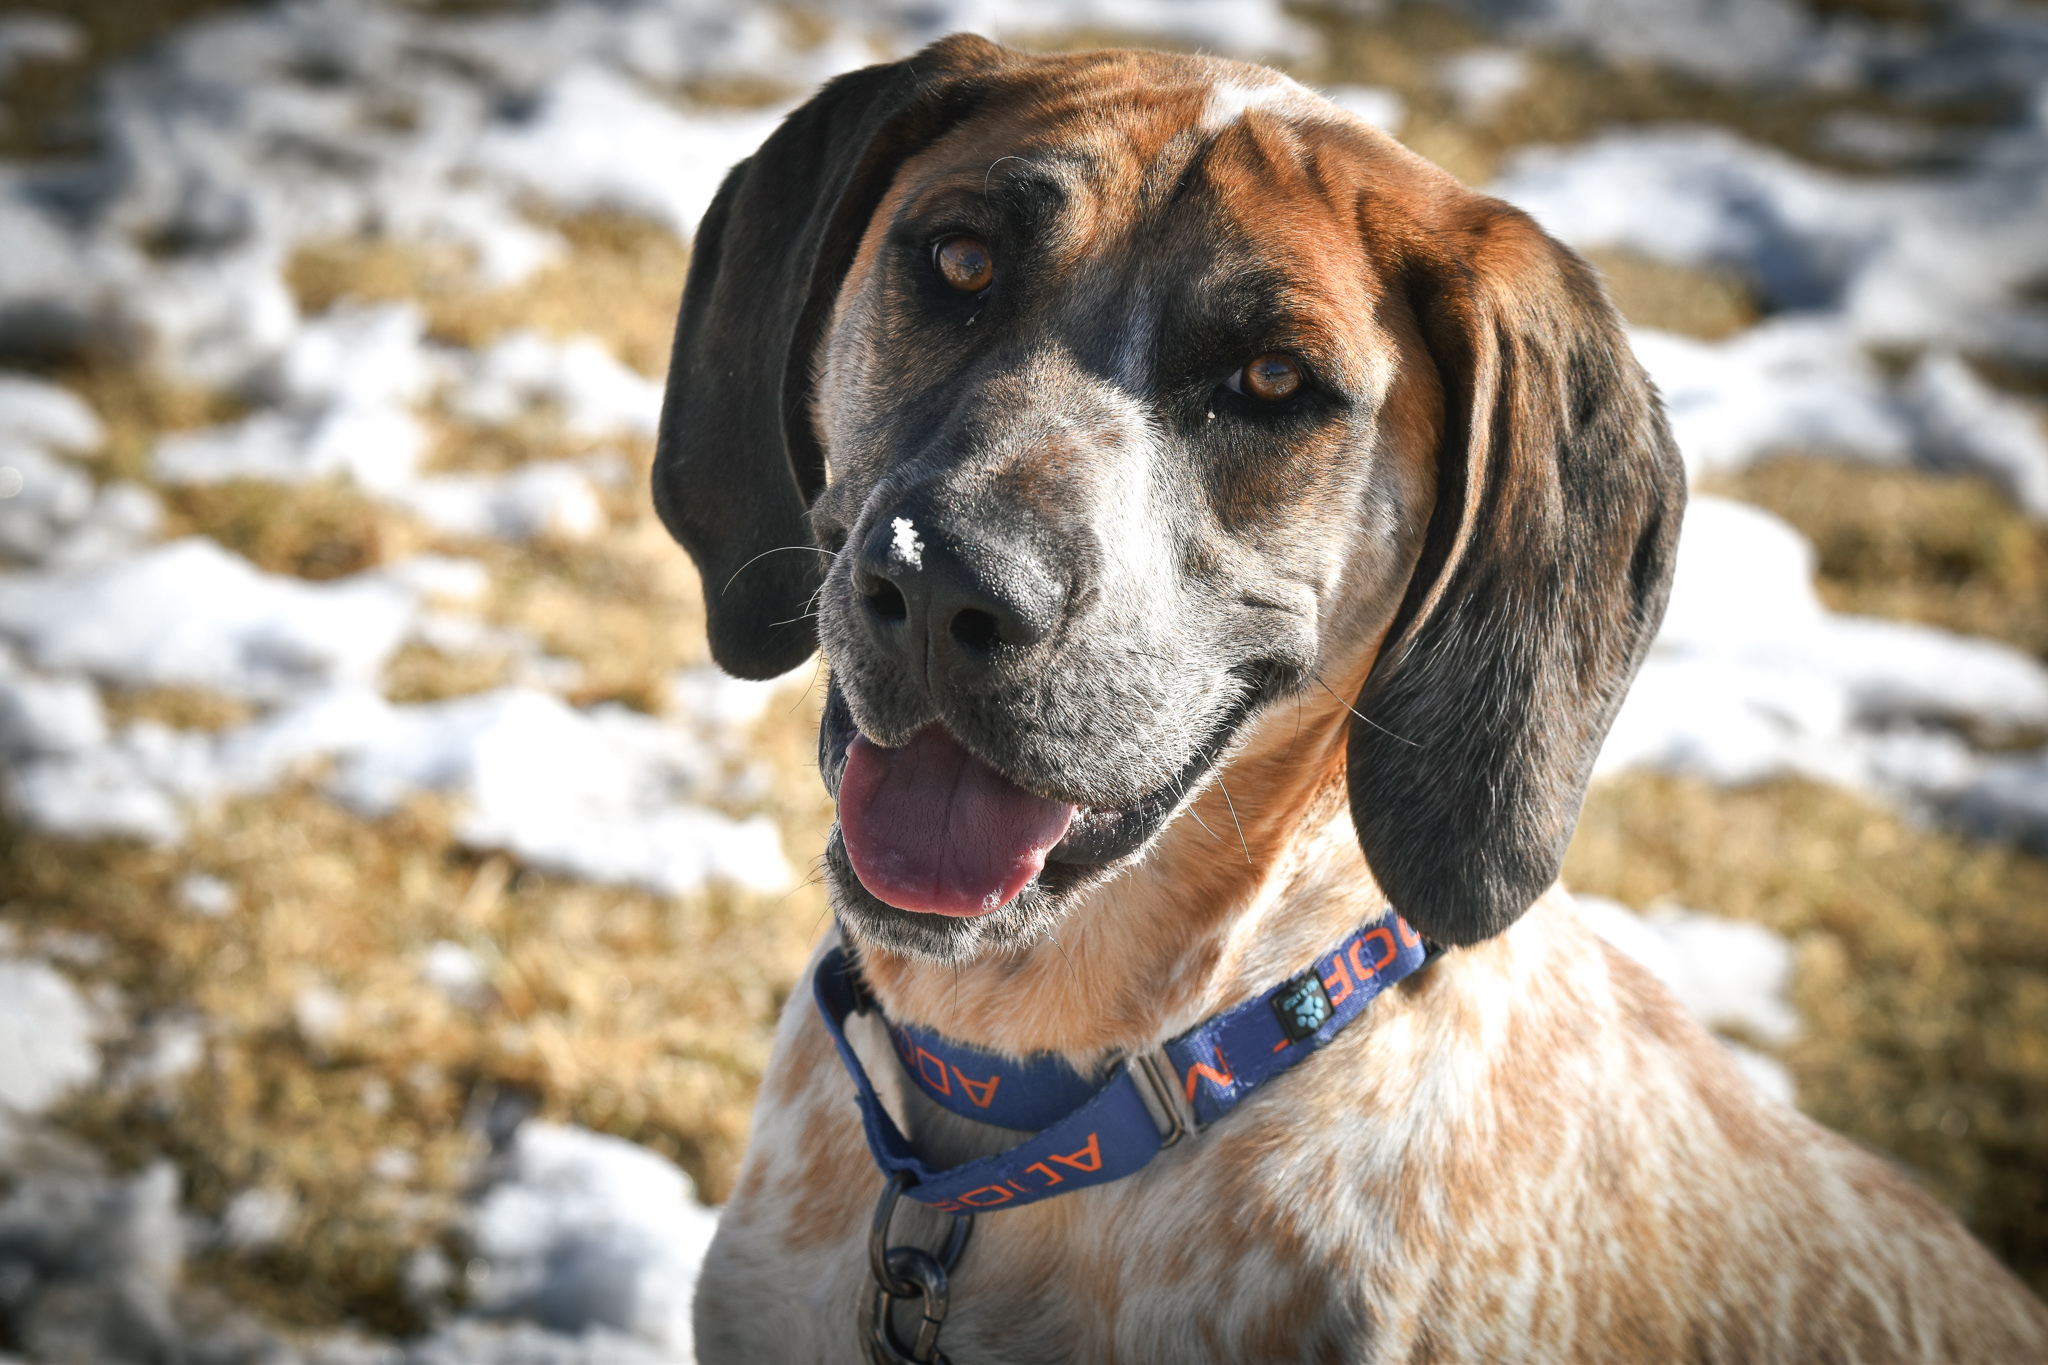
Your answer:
(696, 709), (2048, 1362)
(663, 38), (2048, 1363)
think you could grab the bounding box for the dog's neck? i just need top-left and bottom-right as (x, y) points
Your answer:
(852, 690), (1386, 1070)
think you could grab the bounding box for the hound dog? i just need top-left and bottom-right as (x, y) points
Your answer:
(655, 35), (2048, 1363)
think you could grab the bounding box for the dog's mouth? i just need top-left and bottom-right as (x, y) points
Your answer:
(819, 677), (1263, 925)
(835, 723), (1076, 916)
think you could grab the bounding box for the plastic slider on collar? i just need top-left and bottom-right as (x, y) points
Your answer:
(1130, 1049), (1198, 1149)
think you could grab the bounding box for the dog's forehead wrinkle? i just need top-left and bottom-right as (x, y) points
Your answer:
(1107, 285), (1160, 394)
(968, 149), (1096, 260)
(979, 152), (1035, 196)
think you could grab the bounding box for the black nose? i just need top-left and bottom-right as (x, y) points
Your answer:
(851, 507), (1064, 676)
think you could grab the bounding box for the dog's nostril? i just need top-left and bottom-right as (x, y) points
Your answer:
(865, 581), (908, 623)
(949, 608), (1001, 653)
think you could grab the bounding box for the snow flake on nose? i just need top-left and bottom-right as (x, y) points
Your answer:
(891, 517), (925, 570)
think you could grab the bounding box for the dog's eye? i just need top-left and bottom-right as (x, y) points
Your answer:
(1232, 354), (1301, 403)
(934, 236), (994, 293)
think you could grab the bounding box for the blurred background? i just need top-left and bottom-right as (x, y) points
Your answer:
(0, 0), (2043, 1360)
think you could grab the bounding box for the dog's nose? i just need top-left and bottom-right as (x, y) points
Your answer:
(852, 509), (1063, 673)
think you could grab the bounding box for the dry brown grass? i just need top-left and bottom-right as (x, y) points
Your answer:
(1582, 247), (1760, 340)
(1566, 771), (2048, 1294)
(12, 760), (828, 1333)
(1297, 2), (2018, 189)
(160, 479), (433, 581)
(1711, 456), (2048, 662)
(380, 640), (516, 705)
(288, 211), (692, 380)
(422, 412), (623, 476)
(0, 1), (271, 160)
(1967, 352), (2048, 402)
(100, 685), (255, 733)
(463, 512), (709, 713)
(47, 360), (245, 483)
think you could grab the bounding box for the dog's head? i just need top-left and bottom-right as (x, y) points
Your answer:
(655, 37), (1684, 963)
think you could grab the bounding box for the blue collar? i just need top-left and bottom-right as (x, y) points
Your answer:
(813, 909), (1431, 1214)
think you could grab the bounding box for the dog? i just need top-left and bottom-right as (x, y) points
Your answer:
(654, 35), (2048, 1362)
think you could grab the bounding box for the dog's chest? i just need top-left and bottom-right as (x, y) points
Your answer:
(701, 1150), (1402, 1364)
(695, 1006), (1439, 1364)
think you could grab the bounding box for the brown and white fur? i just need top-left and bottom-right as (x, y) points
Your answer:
(653, 36), (2048, 1363)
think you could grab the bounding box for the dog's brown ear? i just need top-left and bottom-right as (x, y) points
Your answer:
(1347, 194), (1686, 946)
(652, 35), (1007, 679)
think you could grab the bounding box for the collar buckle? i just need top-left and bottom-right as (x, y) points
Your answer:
(1130, 1048), (1199, 1149)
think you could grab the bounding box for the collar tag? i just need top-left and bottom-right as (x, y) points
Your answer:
(1272, 970), (1335, 1042)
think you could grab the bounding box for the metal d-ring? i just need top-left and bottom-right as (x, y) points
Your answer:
(864, 1172), (974, 1364)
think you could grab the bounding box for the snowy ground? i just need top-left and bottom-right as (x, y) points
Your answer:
(1, 0), (2045, 1359)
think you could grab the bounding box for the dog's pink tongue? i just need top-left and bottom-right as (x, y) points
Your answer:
(838, 726), (1076, 917)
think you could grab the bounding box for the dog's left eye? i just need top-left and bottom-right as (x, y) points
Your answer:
(1225, 354), (1302, 403)
(934, 235), (994, 293)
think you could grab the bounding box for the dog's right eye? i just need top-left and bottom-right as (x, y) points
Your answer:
(934, 236), (994, 293)
(1233, 354), (1301, 403)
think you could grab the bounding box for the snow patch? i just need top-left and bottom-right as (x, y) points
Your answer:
(1493, 124), (2048, 357)
(0, 538), (416, 703)
(1439, 48), (1528, 119)
(115, 1014), (206, 1092)
(1575, 896), (1800, 1104)
(220, 686), (790, 896)
(176, 873), (237, 918)
(396, 462), (607, 542)
(421, 940), (490, 1008)
(1629, 320), (1914, 481)
(1318, 84), (1406, 134)
(1599, 497), (2048, 794)
(0, 959), (99, 1115)
(470, 65), (783, 241)
(0, 645), (107, 759)
(1574, 896), (1800, 1046)
(1905, 351), (2048, 516)
(0, 14), (83, 80)
(1953, 751), (2048, 856)
(669, 662), (810, 728)
(382, 553), (492, 607)
(0, 1161), (187, 1364)
(451, 330), (664, 438)
(153, 302), (441, 493)
(152, 402), (431, 494)
(0, 373), (103, 454)
(219, 1187), (298, 1250)
(962, 0), (1312, 56)
(468, 1121), (718, 1354)
(1439, 0), (1820, 82)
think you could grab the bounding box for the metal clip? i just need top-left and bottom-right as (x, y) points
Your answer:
(869, 1246), (951, 1364)
(1130, 1048), (1198, 1149)
(864, 1172), (973, 1365)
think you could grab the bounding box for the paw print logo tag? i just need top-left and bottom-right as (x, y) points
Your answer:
(1272, 971), (1334, 1043)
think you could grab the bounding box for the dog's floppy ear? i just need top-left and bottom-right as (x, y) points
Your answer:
(652, 35), (1007, 679)
(1348, 193), (1686, 946)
